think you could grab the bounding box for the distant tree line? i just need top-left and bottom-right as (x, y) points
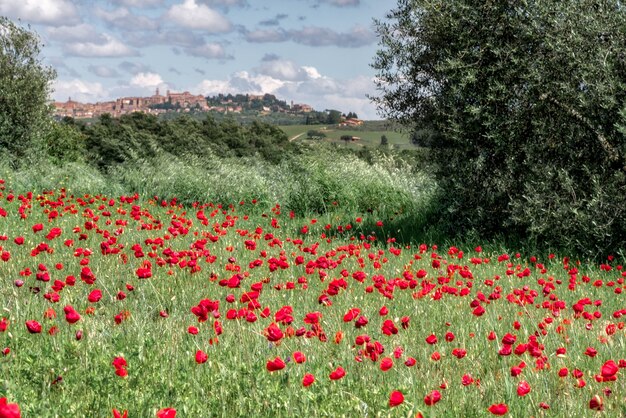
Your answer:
(305, 109), (342, 125)
(205, 93), (289, 111)
(53, 113), (295, 170)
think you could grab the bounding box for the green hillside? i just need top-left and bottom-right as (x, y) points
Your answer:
(279, 123), (414, 149)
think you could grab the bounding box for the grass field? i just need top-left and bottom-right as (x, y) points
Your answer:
(279, 123), (414, 149)
(0, 184), (624, 417)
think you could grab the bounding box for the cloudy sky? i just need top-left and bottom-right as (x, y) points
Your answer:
(0, 0), (393, 119)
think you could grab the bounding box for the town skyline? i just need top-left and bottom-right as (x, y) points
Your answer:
(54, 87), (320, 119)
(0, 0), (390, 120)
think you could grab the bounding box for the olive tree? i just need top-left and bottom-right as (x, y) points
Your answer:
(0, 17), (56, 165)
(372, 0), (626, 254)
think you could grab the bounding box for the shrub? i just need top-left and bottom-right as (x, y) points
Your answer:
(373, 0), (626, 255)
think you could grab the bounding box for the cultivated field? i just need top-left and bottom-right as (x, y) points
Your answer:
(0, 183), (624, 417)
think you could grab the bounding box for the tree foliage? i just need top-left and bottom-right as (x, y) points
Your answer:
(373, 0), (626, 254)
(78, 113), (293, 169)
(0, 17), (56, 165)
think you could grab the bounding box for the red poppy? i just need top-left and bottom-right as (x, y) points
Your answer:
(343, 308), (361, 322)
(136, 267), (152, 279)
(461, 374), (474, 386)
(389, 390), (404, 407)
(472, 305), (485, 316)
(113, 409), (128, 418)
(266, 357), (286, 372)
(195, 350), (208, 364)
(0, 398), (21, 418)
(112, 356), (127, 369)
(499, 334), (515, 346)
(517, 380), (531, 396)
(302, 373), (315, 387)
(156, 408), (177, 418)
(293, 351), (306, 364)
(424, 390), (441, 406)
(452, 348), (467, 359)
(25, 320), (41, 334)
(380, 357), (393, 371)
(601, 360), (618, 378)
(64, 306), (81, 324)
(80, 267), (96, 284)
(303, 312), (322, 324)
(381, 319), (398, 335)
(329, 366), (346, 380)
(264, 323), (283, 342)
(589, 395), (603, 411)
(425, 334), (438, 345)
(400, 316), (410, 329)
(487, 403), (508, 415)
(355, 316), (369, 328)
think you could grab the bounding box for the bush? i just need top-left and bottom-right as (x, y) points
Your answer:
(373, 1), (626, 255)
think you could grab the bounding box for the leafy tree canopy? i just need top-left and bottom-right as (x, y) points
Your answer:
(0, 17), (56, 165)
(373, 0), (626, 254)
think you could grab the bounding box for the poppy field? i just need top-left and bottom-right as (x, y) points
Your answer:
(0, 182), (625, 417)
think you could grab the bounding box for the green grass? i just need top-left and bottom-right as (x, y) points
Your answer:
(278, 123), (414, 149)
(0, 185), (624, 417)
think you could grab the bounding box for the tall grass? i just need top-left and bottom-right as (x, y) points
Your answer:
(1, 145), (437, 222)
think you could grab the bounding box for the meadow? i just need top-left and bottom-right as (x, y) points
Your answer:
(278, 124), (412, 149)
(0, 180), (624, 417)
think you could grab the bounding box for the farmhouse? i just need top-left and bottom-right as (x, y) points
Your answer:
(339, 118), (364, 127)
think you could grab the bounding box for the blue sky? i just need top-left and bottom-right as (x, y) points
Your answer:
(0, 0), (394, 119)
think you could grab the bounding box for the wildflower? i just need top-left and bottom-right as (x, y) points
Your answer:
(389, 391), (404, 407)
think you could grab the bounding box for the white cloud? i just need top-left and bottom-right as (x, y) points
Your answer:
(245, 28), (288, 43)
(198, 0), (247, 7)
(47, 24), (103, 43)
(322, 0), (359, 6)
(165, 0), (231, 32)
(0, 0), (80, 26)
(195, 79), (231, 94)
(119, 61), (153, 75)
(130, 72), (165, 88)
(52, 79), (107, 103)
(95, 7), (159, 31)
(184, 43), (231, 59)
(245, 25), (376, 48)
(195, 71), (284, 96)
(255, 59), (315, 82)
(191, 60), (379, 118)
(111, 0), (164, 7)
(64, 34), (139, 57)
(88, 65), (121, 78)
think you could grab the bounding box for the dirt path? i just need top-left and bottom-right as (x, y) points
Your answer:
(289, 132), (305, 142)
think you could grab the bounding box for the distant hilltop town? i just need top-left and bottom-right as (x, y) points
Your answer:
(53, 89), (316, 120)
